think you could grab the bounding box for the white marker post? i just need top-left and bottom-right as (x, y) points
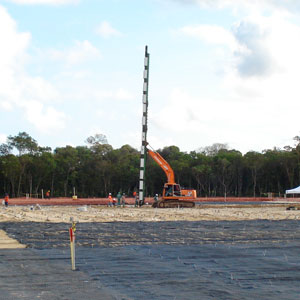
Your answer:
(69, 220), (76, 270)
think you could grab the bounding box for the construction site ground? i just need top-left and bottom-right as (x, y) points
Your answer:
(3, 196), (295, 206)
(1, 200), (300, 299)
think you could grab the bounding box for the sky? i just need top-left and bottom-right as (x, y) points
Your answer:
(1, 0), (300, 154)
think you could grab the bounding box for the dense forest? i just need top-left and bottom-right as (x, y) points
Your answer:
(1, 132), (300, 198)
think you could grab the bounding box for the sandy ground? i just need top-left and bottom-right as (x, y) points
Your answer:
(1, 203), (300, 224)
(0, 229), (26, 249)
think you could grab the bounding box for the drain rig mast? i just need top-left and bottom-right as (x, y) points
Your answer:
(138, 46), (150, 206)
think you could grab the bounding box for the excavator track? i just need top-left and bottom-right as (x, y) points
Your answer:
(152, 199), (195, 208)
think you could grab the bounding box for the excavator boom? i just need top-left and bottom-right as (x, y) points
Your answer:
(147, 149), (175, 184)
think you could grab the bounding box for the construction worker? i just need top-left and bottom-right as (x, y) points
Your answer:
(45, 190), (50, 199)
(134, 192), (139, 207)
(165, 185), (173, 197)
(116, 192), (122, 206)
(108, 193), (113, 207)
(4, 193), (9, 207)
(154, 194), (158, 203)
(121, 193), (126, 207)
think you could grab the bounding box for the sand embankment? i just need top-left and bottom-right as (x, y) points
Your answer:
(0, 229), (26, 249)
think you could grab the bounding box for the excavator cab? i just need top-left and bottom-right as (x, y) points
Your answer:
(163, 183), (181, 198)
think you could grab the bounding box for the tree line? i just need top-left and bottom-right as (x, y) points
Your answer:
(0, 132), (299, 198)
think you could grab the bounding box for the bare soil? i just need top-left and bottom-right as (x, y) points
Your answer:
(1, 202), (300, 223)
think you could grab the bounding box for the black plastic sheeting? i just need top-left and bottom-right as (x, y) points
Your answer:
(1, 220), (300, 299)
(0, 248), (114, 300)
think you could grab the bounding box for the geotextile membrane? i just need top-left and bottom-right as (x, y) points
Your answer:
(0, 220), (300, 299)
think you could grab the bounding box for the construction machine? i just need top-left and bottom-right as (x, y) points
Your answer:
(147, 147), (196, 208)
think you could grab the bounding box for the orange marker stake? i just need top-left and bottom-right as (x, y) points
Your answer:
(69, 221), (76, 270)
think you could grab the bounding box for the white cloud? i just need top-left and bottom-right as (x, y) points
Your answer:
(0, 5), (67, 134)
(96, 21), (122, 38)
(178, 12), (300, 78)
(171, 0), (300, 12)
(0, 6), (31, 103)
(48, 40), (101, 65)
(0, 101), (13, 111)
(93, 88), (134, 101)
(58, 70), (91, 79)
(178, 24), (238, 50)
(169, 10), (300, 152)
(153, 88), (215, 132)
(115, 88), (134, 101)
(23, 101), (67, 133)
(0, 134), (7, 143)
(150, 85), (292, 153)
(226, 13), (300, 82)
(147, 134), (176, 151)
(0, 8), (30, 66)
(233, 21), (274, 77)
(120, 130), (140, 148)
(5, 0), (79, 5)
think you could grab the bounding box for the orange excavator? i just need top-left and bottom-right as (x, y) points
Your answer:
(147, 146), (196, 208)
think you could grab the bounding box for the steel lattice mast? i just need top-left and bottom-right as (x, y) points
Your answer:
(138, 45), (150, 205)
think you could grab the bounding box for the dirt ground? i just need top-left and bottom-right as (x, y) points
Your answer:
(0, 229), (26, 249)
(1, 203), (300, 223)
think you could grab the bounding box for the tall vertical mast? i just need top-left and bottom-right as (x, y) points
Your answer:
(139, 45), (150, 205)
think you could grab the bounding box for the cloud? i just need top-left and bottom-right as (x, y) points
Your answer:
(96, 21), (122, 38)
(178, 24), (238, 50)
(23, 101), (67, 133)
(91, 88), (134, 102)
(5, 0), (79, 5)
(151, 88), (238, 150)
(231, 13), (300, 77)
(48, 40), (101, 65)
(232, 18), (275, 77)
(169, 0), (300, 12)
(171, 10), (300, 152)
(178, 12), (300, 78)
(0, 101), (13, 111)
(115, 88), (134, 101)
(147, 134), (176, 151)
(0, 5), (67, 133)
(0, 6), (31, 97)
(0, 134), (7, 143)
(152, 88), (203, 133)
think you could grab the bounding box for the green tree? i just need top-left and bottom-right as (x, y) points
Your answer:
(54, 146), (78, 197)
(244, 151), (263, 197)
(1, 155), (21, 197)
(110, 145), (139, 195)
(7, 132), (38, 155)
(30, 151), (56, 196)
(0, 143), (13, 156)
(260, 149), (286, 196)
(191, 155), (212, 197)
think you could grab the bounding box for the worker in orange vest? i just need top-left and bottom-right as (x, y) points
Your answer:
(108, 193), (113, 207)
(4, 193), (9, 207)
(133, 191), (139, 207)
(45, 190), (50, 199)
